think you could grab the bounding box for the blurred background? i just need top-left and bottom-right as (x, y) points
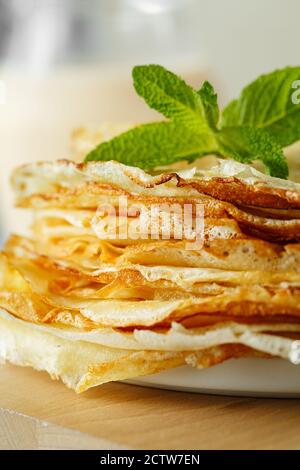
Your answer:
(1, 0), (300, 239)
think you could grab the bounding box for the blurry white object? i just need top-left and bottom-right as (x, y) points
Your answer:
(127, 0), (192, 14)
(0, 63), (211, 240)
(0, 0), (211, 240)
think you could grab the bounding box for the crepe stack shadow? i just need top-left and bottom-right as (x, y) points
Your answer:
(1, 131), (300, 392)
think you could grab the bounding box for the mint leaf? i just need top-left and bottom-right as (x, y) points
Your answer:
(221, 66), (300, 147)
(217, 126), (289, 179)
(197, 81), (219, 128)
(85, 63), (290, 179)
(85, 118), (288, 178)
(85, 121), (218, 168)
(132, 65), (209, 132)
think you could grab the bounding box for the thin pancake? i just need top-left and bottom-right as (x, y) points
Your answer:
(31, 234), (300, 274)
(32, 210), (247, 245)
(109, 239), (300, 272)
(2, 252), (300, 328)
(31, 207), (300, 243)
(6, 236), (300, 293)
(0, 308), (190, 392)
(11, 158), (300, 209)
(15, 233), (300, 273)
(0, 306), (298, 357)
(12, 164), (300, 242)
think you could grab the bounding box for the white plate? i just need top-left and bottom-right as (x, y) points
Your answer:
(125, 358), (300, 397)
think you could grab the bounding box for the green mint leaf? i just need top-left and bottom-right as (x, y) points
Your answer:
(85, 121), (218, 168)
(132, 64), (209, 132)
(217, 126), (289, 179)
(85, 63), (291, 179)
(197, 81), (219, 128)
(221, 66), (300, 147)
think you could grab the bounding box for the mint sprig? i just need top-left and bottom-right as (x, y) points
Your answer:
(221, 66), (300, 148)
(218, 126), (288, 178)
(132, 64), (210, 133)
(85, 64), (295, 179)
(86, 121), (218, 169)
(197, 81), (219, 129)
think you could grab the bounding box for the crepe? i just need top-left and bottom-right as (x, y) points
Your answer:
(31, 210), (247, 245)
(2, 306), (274, 392)
(2, 249), (300, 389)
(12, 159), (300, 209)
(1, 304), (298, 360)
(19, 232), (300, 273)
(0, 308), (191, 392)
(12, 160), (300, 242)
(1, 292), (299, 394)
(2, 241), (300, 333)
(70, 125), (300, 184)
(7, 235), (300, 289)
(105, 239), (300, 272)
(31, 207), (300, 244)
(3, 139), (300, 391)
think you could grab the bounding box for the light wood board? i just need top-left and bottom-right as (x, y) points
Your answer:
(0, 364), (300, 450)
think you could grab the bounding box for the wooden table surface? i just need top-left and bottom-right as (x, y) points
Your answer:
(0, 364), (300, 450)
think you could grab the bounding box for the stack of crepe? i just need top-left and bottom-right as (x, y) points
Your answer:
(1, 136), (300, 392)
